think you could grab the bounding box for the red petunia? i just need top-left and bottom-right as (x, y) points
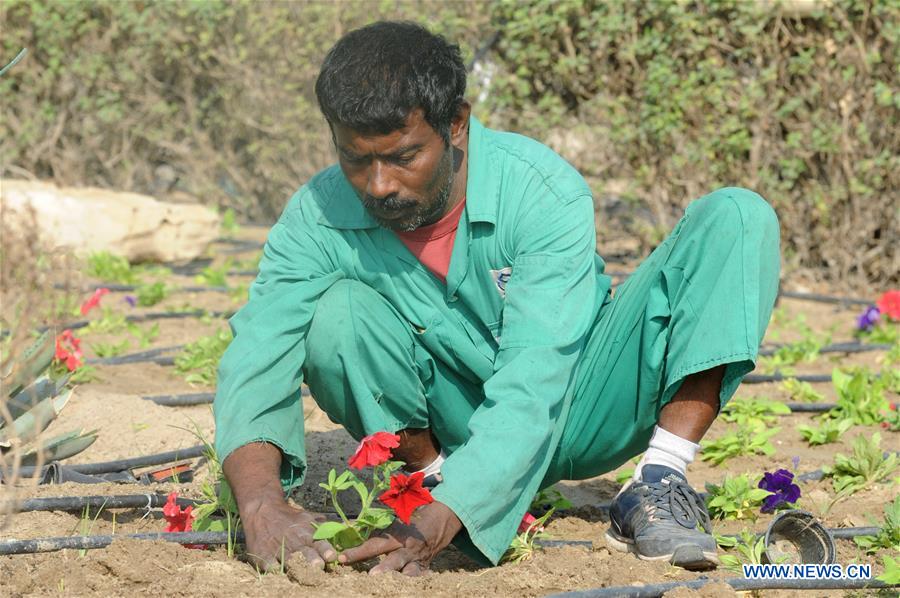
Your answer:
(876, 290), (900, 321)
(162, 492), (194, 532)
(80, 288), (110, 316)
(54, 330), (83, 371)
(518, 512), (543, 534)
(379, 471), (433, 524)
(348, 431), (401, 470)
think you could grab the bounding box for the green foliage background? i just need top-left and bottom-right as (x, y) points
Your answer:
(1, 0), (897, 284)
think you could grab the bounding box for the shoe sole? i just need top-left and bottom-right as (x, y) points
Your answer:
(604, 530), (719, 571)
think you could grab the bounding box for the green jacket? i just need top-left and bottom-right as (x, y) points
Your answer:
(214, 117), (612, 563)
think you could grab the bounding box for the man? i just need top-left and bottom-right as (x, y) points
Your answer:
(214, 21), (780, 576)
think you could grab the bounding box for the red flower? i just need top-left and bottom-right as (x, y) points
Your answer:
(518, 512), (543, 534)
(162, 492), (194, 532)
(348, 431), (401, 470)
(379, 471), (434, 524)
(80, 288), (110, 315)
(876, 290), (900, 321)
(54, 330), (83, 371)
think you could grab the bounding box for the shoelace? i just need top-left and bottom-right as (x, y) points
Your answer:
(644, 478), (712, 533)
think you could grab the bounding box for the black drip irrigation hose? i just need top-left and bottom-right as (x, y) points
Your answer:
(548, 577), (895, 598)
(758, 341), (892, 357)
(779, 290), (873, 306)
(11, 494), (200, 513)
(0, 525), (886, 558)
(87, 345), (183, 366)
(744, 373), (833, 384)
(67, 282), (231, 294)
(11, 445), (206, 479)
(0, 531), (246, 556)
(44, 310), (235, 334)
(143, 387), (310, 406)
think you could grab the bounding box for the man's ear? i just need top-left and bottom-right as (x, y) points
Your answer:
(450, 101), (471, 145)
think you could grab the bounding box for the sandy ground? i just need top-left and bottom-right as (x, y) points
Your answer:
(1, 227), (897, 597)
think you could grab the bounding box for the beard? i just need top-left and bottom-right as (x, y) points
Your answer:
(362, 147), (455, 232)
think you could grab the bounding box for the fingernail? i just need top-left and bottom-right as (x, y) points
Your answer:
(337, 554), (347, 564)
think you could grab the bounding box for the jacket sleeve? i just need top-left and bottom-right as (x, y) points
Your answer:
(213, 195), (342, 491)
(430, 189), (598, 564)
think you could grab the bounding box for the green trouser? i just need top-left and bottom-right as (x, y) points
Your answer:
(303, 186), (780, 489)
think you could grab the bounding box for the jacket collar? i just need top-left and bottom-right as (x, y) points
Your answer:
(318, 116), (498, 229)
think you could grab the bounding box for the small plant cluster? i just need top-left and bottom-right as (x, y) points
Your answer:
(758, 321), (831, 375)
(822, 433), (897, 499)
(313, 432), (433, 553)
(854, 496), (900, 555)
(706, 468), (801, 521)
(86, 251), (172, 307)
(174, 329), (233, 386)
(700, 421), (778, 466)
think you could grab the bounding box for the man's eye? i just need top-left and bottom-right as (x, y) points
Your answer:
(395, 154), (416, 165)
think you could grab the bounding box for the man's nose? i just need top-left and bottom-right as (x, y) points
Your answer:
(367, 161), (400, 199)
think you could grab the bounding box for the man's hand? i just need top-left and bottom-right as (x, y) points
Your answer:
(338, 501), (462, 576)
(222, 442), (336, 571)
(241, 498), (337, 571)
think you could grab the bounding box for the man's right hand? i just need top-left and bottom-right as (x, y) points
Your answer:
(222, 441), (336, 571)
(240, 498), (337, 571)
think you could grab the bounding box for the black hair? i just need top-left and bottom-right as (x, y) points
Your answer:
(315, 21), (466, 143)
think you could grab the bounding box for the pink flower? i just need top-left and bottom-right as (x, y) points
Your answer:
(80, 288), (110, 315)
(876, 290), (900, 321)
(348, 432), (401, 470)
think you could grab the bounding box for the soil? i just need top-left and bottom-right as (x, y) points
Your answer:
(1, 227), (897, 597)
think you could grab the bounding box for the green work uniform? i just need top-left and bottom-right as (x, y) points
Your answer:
(214, 117), (780, 565)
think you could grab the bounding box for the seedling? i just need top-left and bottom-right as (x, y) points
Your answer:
(780, 378), (824, 403)
(135, 281), (169, 307)
(878, 555), (900, 584)
(796, 417), (853, 446)
(195, 259), (233, 288)
(502, 508), (555, 564)
(82, 308), (129, 335)
(822, 433), (897, 497)
(313, 433), (432, 554)
(758, 323), (830, 374)
(86, 251), (138, 284)
(530, 487), (572, 512)
(186, 425), (241, 557)
(823, 368), (890, 426)
(73, 500), (107, 557)
(90, 339), (130, 358)
(221, 208), (240, 235)
(706, 474), (772, 521)
(715, 529), (768, 574)
(854, 496), (900, 554)
(126, 322), (160, 348)
(721, 397), (790, 426)
(700, 422), (779, 466)
(174, 329), (232, 386)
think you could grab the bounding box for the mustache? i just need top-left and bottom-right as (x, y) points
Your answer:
(362, 194), (417, 212)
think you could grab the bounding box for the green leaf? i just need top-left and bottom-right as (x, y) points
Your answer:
(20, 428), (97, 465)
(312, 521), (349, 541)
(356, 507), (393, 530)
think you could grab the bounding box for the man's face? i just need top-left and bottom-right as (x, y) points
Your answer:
(333, 109), (455, 232)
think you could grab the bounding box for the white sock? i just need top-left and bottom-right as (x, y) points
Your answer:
(633, 426), (699, 481)
(413, 450), (445, 478)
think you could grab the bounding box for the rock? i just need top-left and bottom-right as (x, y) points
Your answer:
(1, 179), (220, 263)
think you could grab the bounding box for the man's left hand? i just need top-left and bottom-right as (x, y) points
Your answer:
(338, 500), (462, 576)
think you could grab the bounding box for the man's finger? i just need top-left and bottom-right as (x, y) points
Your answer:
(338, 535), (402, 564)
(313, 539), (338, 562)
(297, 545), (325, 569)
(370, 548), (413, 575)
(400, 560), (426, 577)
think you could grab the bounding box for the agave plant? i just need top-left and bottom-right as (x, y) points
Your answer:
(1, 330), (97, 469)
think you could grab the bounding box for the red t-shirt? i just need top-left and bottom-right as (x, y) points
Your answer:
(394, 198), (466, 283)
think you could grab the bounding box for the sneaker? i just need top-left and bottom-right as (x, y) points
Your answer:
(605, 464), (718, 570)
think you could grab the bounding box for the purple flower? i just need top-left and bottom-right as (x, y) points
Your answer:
(856, 305), (880, 331)
(758, 468), (801, 513)
(124, 295), (137, 307)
